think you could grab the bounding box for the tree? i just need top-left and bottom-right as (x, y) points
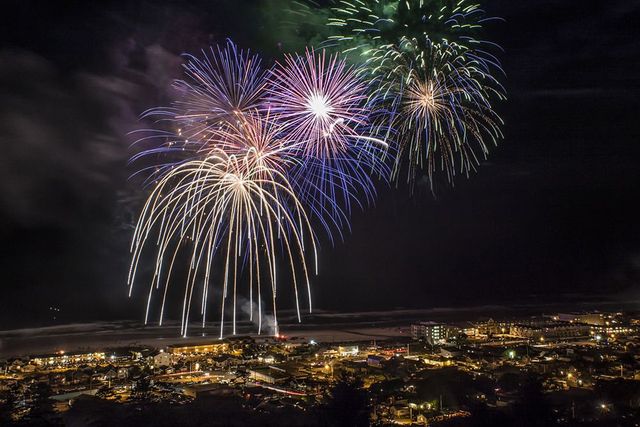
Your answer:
(512, 374), (553, 427)
(497, 372), (521, 393)
(29, 382), (58, 426)
(96, 384), (112, 399)
(134, 376), (152, 399)
(320, 375), (370, 427)
(0, 385), (18, 424)
(596, 378), (640, 408)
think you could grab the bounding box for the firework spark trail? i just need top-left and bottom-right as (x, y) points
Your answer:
(265, 49), (390, 239)
(128, 149), (318, 338)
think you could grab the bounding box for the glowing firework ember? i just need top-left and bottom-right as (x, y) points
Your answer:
(128, 148), (318, 338)
(265, 49), (390, 236)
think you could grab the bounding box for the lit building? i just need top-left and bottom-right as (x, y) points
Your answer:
(153, 351), (173, 367)
(553, 312), (607, 326)
(367, 355), (385, 368)
(510, 323), (590, 341)
(472, 319), (514, 337)
(337, 345), (359, 357)
(247, 366), (289, 384)
(422, 355), (453, 367)
(411, 322), (451, 344)
(166, 342), (229, 355)
(30, 352), (106, 368)
(590, 324), (636, 337)
(182, 383), (236, 398)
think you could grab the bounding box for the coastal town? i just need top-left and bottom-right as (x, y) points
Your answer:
(2, 310), (640, 426)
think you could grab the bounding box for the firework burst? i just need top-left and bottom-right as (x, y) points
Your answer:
(128, 148), (318, 338)
(322, 0), (505, 188)
(379, 44), (504, 187)
(170, 40), (268, 141)
(326, 0), (502, 75)
(129, 40), (269, 180)
(265, 49), (390, 237)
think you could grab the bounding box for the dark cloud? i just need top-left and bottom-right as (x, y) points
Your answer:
(0, 31), (182, 326)
(0, 51), (122, 227)
(0, 43), (182, 227)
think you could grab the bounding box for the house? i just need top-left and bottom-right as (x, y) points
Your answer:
(367, 355), (385, 368)
(117, 367), (129, 379)
(103, 369), (117, 382)
(247, 366), (289, 384)
(182, 384), (236, 398)
(153, 351), (173, 367)
(390, 404), (411, 421)
(337, 345), (359, 357)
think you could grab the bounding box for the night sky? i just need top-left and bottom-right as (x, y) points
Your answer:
(1, 0), (639, 328)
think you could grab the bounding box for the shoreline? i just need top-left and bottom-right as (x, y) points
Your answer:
(2, 298), (638, 358)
